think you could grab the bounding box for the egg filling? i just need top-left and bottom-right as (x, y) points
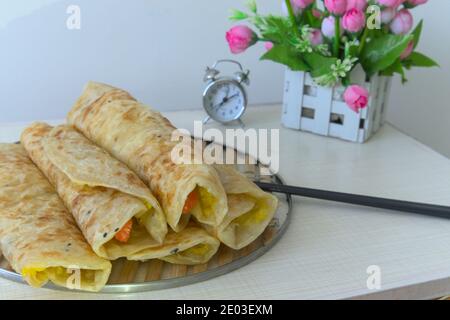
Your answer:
(233, 197), (268, 226)
(161, 243), (212, 263)
(227, 196), (270, 244)
(187, 187), (218, 223)
(22, 266), (103, 290)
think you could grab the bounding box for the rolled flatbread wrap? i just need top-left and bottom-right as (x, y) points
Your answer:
(21, 123), (168, 260)
(128, 225), (220, 265)
(207, 165), (278, 250)
(0, 144), (111, 292)
(67, 82), (228, 232)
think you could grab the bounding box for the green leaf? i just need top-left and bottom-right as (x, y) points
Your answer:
(260, 45), (309, 71)
(381, 59), (407, 83)
(303, 8), (321, 29)
(229, 9), (248, 21)
(260, 16), (292, 34)
(247, 0), (257, 14)
(406, 52), (439, 68)
(303, 53), (337, 78)
(411, 20), (423, 50)
(257, 16), (296, 45)
(345, 42), (359, 59)
(360, 34), (413, 77)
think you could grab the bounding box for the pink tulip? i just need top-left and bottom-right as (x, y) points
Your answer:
(324, 0), (348, 16)
(390, 9), (413, 34)
(282, 0), (314, 15)
(376, 0), (405, 8)
(344, 85), (369, 113)
(400, 40), (414, 60)
(312, 9), (324, 19)
(342, 8), (366, 33)
(292, 0), (315, 9)
(321, 16), (344, 39)
(309, 29), (324, 46)
(226, 25), (257, 54)
(346, 0), (368, 11)
(264, 42), (274, 51)
(406, 0), (427, 6)
(381, 7), (396, 24)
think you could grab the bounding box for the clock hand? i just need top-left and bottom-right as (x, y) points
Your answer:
(213, 99), (227, 111)
(212, 93), (241, 113)
(215, 94), (241, 112)
(226, 93), (239, 101)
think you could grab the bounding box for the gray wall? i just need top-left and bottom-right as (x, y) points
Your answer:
(386, 1), (450, 158)
(0, 0), (284, 122)
(1, 1), (449, 158)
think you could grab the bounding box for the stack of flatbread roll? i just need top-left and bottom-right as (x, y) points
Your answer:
(0, 82), (278, 292)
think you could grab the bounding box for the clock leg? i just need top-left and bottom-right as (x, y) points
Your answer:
(237, 119), (245, 129)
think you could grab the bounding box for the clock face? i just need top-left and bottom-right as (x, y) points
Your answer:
(203, 80), (246, 124)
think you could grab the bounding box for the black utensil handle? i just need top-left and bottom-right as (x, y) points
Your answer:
(255, 182), (450, 220)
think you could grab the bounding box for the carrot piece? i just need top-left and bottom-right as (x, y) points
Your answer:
(183, 190), (199, 214)
(115, 219), (133, 243)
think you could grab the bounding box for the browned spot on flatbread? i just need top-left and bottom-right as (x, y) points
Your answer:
(81, 104), (95, 123)
(173, 168), (184, 180)
(53, 129), (64, 139)
(35, 215), (53, 228)
(166, 191), (175, 205)
(27, 126), (49, 138)
(122, 109), (139, 121)
(85, 213), (98, 231)
(71, 194), (85, 209)
(126, 173), (139, 185)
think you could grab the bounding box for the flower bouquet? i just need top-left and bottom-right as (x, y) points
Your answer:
(225, 0), (437, 142)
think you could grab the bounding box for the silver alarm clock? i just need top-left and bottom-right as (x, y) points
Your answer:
(202, 60), (250, 125)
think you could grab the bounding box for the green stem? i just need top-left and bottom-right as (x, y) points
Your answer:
(358, 28), (369, 55)
(342, 74), (350, 86)
(284, 0), (302, 39)
(306, 9), (314, 26)
(333, 16), (341, 57)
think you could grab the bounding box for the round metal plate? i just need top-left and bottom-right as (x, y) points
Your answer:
(0, 145), (292, 294)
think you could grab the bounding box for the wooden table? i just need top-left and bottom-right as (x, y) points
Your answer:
(2, 105), (450, 300)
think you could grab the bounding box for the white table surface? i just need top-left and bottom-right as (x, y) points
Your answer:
(2, 104), (450, 300)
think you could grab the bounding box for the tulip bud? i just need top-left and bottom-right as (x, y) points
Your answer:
(344, 85), (369, 113)
(264, 42), (274, 51)
(376, 0), (406, 8)
(381, 7), (396, 24)
(400, 41), (414, 60)
(309, 29), (324, 46)
(226, 25), (257, 54)
(324, 0), (348, 16)
(342, 8), (366, 33)
(346, 0), (368, 11)
(282, 0), (314, 15)
(390, 9), (413, 35)
(321, 16), (344, 39)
